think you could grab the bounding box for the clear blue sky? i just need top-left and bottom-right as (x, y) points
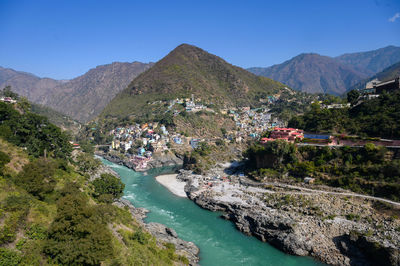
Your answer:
(1, 0), (399, 79)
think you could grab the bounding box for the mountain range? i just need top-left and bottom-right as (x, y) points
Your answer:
(2, 45), (400, 123)
(0, 62), (153, 122)
(248, 45), (400, 95)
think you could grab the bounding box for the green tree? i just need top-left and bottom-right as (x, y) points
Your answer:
(75, 153), (101, 173)
(15, 158), (56, 200)
(290, 161), (315, 178)
(79, 140), (95, 154)
(0, 248), (22, 266)
(0, 102), (72, 159)
(244, 140), (297, 169)
(0, 151), (10, 175)
(220, 128), (227, 136)
(1, 86), (19, 99)
(44, 189), (113, 265)
(91, 173), (125, 202)
(347, 89), (360, 106)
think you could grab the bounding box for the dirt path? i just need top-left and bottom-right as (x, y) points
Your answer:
(263, 181), (400, 207)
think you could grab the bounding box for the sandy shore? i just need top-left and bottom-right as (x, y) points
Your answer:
(155, 174), (187, 198)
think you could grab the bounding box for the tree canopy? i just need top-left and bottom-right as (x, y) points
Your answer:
(288, 91), (400, 139)
(92, 173), (125, 202)
(44, 186), (113, 265)
(0, 102), (72, 158)
(15, 158), (57, 200)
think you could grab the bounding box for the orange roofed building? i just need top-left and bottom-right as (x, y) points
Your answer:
(260, 127), (304, 144)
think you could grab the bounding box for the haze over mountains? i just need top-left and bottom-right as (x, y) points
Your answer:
(0, 62), (153, 122)
(248, 45), (400, 95)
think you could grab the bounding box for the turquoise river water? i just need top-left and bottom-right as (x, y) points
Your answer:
(101, 158), (323, 266)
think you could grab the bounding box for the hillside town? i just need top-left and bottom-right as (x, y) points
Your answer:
(105, 76), (400, 172)
(107, 101), (286, 170)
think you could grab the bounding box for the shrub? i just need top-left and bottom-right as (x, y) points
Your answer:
(44, 190), (113, 265)
(14, 158), (56, 200)
(0, 248), (22, 266)
(26, 224), (47, 240)
(3, 195), (30, 212)
(0, 150), (10, 175)
(131, 229), (150, 245)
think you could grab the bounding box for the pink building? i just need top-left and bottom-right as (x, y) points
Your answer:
(261, 128), (304, 144)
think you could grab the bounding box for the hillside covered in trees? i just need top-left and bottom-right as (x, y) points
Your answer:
(244, 140), (400, 201)
(0, 101), (189, 265)
(288, 90), (400, 139)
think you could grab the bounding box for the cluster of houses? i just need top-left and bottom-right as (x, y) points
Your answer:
(110, 123), (171, 170)
(184, 95), (208, 112)
(108, 105), (286, 164)
(223, 107), (285, 143)
(106, 96), (291, 170)
(152, 94), (209, 115)
(0, 97), (17, 104)
(109, 121), (207, 170)
(111, 123), (170, 152)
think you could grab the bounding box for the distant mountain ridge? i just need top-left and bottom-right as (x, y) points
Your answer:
(37, 61), (153, 122)
(335, 45), (400, 74)
(350, 60), (400, 91)
(248, 45), (400, 95)
(0, 61), (153, 122)
(248, 53), (369, 95)
(101, 44), (288, 119)
(0, 66), (61, 101)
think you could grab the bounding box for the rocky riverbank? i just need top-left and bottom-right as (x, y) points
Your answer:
(96, 151), (183, 171)
(177, 166), (400, 266)
(114, 199), (199, 265)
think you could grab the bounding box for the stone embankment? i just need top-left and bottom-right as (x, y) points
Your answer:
(178, 167), (400, 266)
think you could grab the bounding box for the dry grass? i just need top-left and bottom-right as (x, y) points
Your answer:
(0, 138), (29, 175)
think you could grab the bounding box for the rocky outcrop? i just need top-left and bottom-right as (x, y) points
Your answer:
(114, 199), (199, 265)
(146, 222), (200, 264)
(97, 152), (182, 172)
(147, 153), (183, 169)
(180, 170), (400, 266)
